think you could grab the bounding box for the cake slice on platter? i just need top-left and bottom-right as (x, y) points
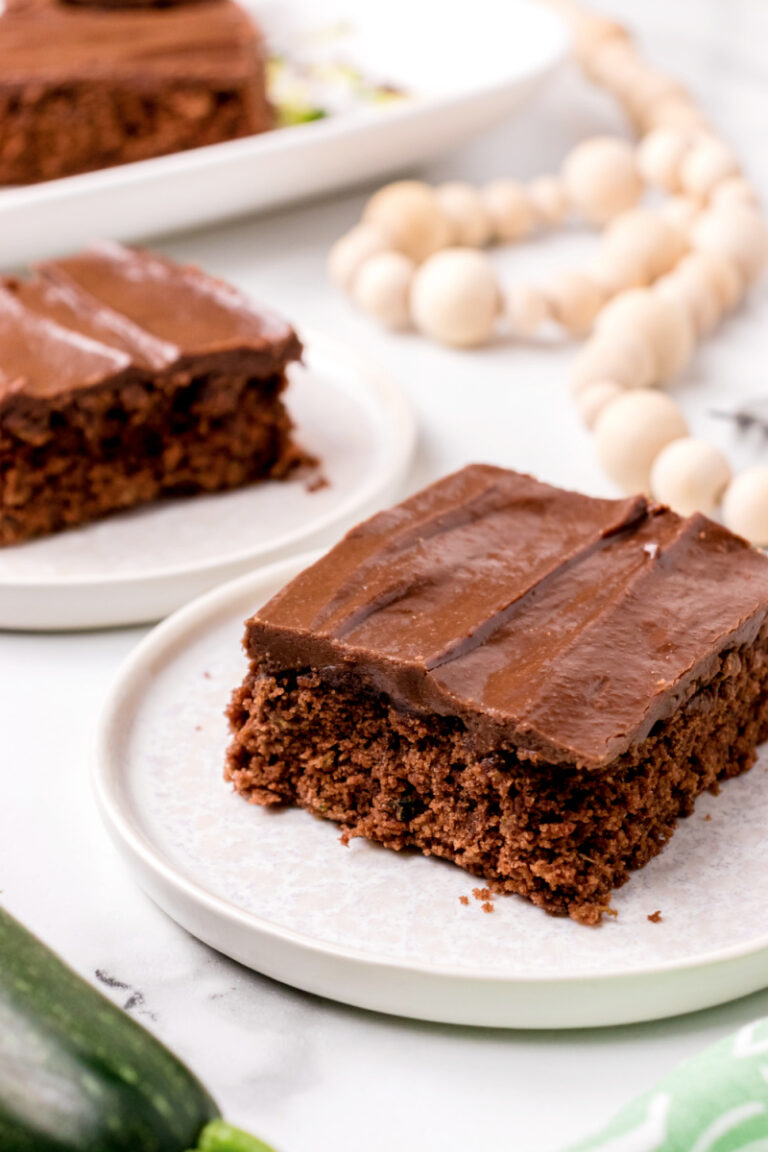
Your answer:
(0, 0), (271, 184)
(0, 242), (303, 546)
(226, 464), (768, 924)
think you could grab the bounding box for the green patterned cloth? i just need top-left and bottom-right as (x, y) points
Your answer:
(564, 1018), (768, 1151)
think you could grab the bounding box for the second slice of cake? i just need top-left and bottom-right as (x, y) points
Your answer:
(0, 0), (271, 184)
(0, 242), (303, 546)
(226, 464), (768, 924)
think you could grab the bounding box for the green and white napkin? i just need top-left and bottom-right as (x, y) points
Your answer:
(564, 1017), (768, 1151)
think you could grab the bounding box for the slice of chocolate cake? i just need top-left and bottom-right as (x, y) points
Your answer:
(0, 0), (271, 185)
(226, 464), (768, 924)
(0, 242), (303, 546)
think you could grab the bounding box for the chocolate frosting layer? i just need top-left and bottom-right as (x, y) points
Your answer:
(247, 465), (768, 769)
(0, 242), (301, 403)
(0, 287), (131, 400)
(0, 0), (262, 85)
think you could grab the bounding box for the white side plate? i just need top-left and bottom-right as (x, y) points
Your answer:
(96, 552), (768, 1030)
(0, 0), (568, 266)
(0, 331), (415, 630)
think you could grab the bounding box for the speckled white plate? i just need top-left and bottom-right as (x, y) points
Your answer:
(0, 331), (415, 631)
(95, 551), (768, 1029)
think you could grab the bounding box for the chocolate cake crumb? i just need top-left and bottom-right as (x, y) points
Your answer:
(459, 895), (469, 906)
(472, 887), (492, 902)
(482, 901), (494, 914)
(648, 910), (663, 923)
(704, 813), (712, 821)
(306, 471), (330, 494)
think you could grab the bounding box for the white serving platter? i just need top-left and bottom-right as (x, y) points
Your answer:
(0, 330), (415, 630)
(96, 551), (768, 1030)
(0, 0), (569, 267)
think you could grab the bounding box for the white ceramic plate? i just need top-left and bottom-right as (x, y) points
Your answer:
(0, 0), (568, 267)
(0, 331), (415, 631)
(96, 552), (768, 1030)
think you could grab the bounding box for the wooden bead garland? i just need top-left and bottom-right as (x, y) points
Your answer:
(326, 0), (768, 544)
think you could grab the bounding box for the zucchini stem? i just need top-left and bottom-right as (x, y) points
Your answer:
(192, 1118), (278, 1152)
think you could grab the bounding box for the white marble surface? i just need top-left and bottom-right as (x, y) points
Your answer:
(3, 1), (768, 1148)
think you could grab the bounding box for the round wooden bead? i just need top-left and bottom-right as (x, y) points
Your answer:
(695, 251), (743, 312)
(654, 263), (720, 338)
(596, 208), (687, 291)
(363, 181), (451, 263)
(691, 204), (768, 285)
(328, 225), (390, 293)
(589, 247), (645, 294)
(559, 4), (631, 69)
(583, 39), (643, 102)
(562, 137), (642, 225)
(627, 72), (689, 121)
(410, 248), (500, 347)
(598, 48), (650, 106)
(679, 136), (739, 199)
(575, 379), (624, 428)
(636, 129), (689, 192)
(352, 251), (415, 330)
(528, 176), (568, 227)
(570, 333), (655, 394)
(504, 283), (550, 338)
(641, 96), (710, 136)
(675, 250), (743, 316)
(650, 437), (732, 516)
(546, 271), (605, 335)
(435, 182), (492, 248)
(659, 195), (700, 232)
(481, 180), (534, 242)
(594, 389), (689, 494)
(722, 466), (768, 545)
(596, 288), (693, 381)
(710, 177), (760, 210)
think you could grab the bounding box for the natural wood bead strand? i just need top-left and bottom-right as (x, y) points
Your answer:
(328, 0), (768, 541)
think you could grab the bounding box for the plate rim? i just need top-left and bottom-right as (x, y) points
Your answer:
(94, 550), (768, 995)
(0, 328), (416, 591)
(0, 0), (569, 212)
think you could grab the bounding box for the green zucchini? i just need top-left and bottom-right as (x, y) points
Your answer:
(0, 907), (275, 1152)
